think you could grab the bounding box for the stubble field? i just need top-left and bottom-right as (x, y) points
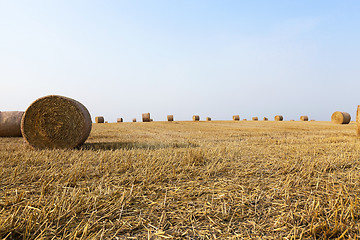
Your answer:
(1, 120), (360, 239)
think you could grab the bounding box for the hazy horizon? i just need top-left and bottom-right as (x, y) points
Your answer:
(1, 1), (359, 122)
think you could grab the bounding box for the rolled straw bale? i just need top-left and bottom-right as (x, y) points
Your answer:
(206, 117), (211, 121)
(150, 119), (153, 122)
(357, 106), (360, 136)
(331, 111), (351, 124)
(142, 113), (150, 122)
(95, 116), (104, 123)
(117, 118), (123, 123)
(300, 116), (308, 121)
(290, 120), (295, 121)
(0, 111), (24, 137)
(132, 118), (136, 122)
(193, 115), (200, 121)
(105, 121), (108, 123)
(243, 119), (247, 121)
(21, 95), (92, 149)
(310, 120), (315, 122)
(274, 115), (283, 121)
(263, 117), (268, 121)
(167, 115), (174, 121)
(233, 115), (240, 121)
(252, 117), (258, 121)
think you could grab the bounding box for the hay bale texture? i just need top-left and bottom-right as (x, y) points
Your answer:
(142, 113), (150, 122)
(167, 115), (174, 121)
(300, 116), (308, 121)
(206, 117), (211, 121)
(117, 118), (123, 123)
(263, 117), (268, 121)
(331, 111), (351, 124)
(275, 115), (283, 121)
(357, 106), (360, 136)
(21, 95), (92, 149)
(0, 111), (24, 137)
(233, 115), (240, 121)
(252, 117), (258, 121)
(193, 115), (200, 121)
(95, 116), (104, 123)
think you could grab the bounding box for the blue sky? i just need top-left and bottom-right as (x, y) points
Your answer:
(1, 1), (359, 122)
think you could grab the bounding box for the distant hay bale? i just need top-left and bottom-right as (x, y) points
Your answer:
(357, 106), (360, 136)
(331, 111), (351, 124)
(167, 115), (174, 121)
(193, 115), (200, 121)
(0, 111), (24, 137)
(117, 118), (123, 123)
(142, 113), (150, 122)
(95, 116), (104, 123)
(206, 117), (211, 121)
(150, 119), (153, 122)
(233, 115), (240, 121)
(132, 118), (136, 122)
(290, 120), (295, 121)
(21, 95), (92, 149)
(243, 119), (247, 121)
(263, 117), (268, 121)
(274, 115), (283, 121)
(310, 120), (315, 122)
(105, 121), (108, 123)
(300, 116), (308, 121)
(252, 117), (258, 121)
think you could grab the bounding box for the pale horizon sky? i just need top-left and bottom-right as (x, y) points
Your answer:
(1, 1), (359, 122)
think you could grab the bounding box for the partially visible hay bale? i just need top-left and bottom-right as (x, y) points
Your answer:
(132, 118), (136, 122)
(300, 116), (308, 121)
(243, 119), (247, 121)
(0, 111), (24, 137)
(21, 95), (92, 149)
(233, 115), (240, 121)
(95, 116), (104, 123)
(150, 119), (153, 122)
(252, 117), (258, 121)
(331, 111), (351, 124)
(357, 106), (360, 136)
(117, 118), (123, 123)
(310, 120), (315, 122)
(105, 121), (108, 123)
(275, 115), (283, 121)
(167, 115), (174, 121)
(193, 115), (200, 121)
(290, 120), (295, 121)
(263, 117), (268, 121)
(142, 113), (151, 122)
(206, 117), (211, 121)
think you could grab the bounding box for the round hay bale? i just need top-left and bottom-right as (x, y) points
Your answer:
(252, 117), (258, 121)
(357, 105), (360, 136)
(233, 115), (240, 121)
(150, 119), (153, 122)
(310, 120), (315, 121)
(331, 111), (351, 124)
(117, 118), (123, 123)
(274, 115), (283, 121)
(0, 111), (24, 137)
(105, 121), (108, 123)
(300, 116), (308, 121)
(142, 113), (150, 122)
(167, 115), (174, 121)
(243, 119), (247, 121)
(290, 120), (295, 121)
(263, 117), (268, 121)
(95, 116), (104, 123)
(132, 118), (136, 122)
(206, 117), (211, 121)
(193, 115), (200, 121)
(21, 95), (92, 149)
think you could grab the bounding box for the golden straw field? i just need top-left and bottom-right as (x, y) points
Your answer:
(1, 120), (360, 239)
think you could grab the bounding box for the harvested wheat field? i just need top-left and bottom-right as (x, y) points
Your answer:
(1, 120), (360, 239)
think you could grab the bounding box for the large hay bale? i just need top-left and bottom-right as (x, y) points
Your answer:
(167, 115), (174, 121)
(142, 113), (150, 122)
(263, 117), (268, 121)
(357, 106), (360, 136)
(117, 118), (123, 123)
(21, 95), (92, 149)
(0, 111), (24, 137)
(193, 115), (200, 121)
(331, 111), (351, 124)
(206, 117), (211, 121)
(274, 115), (283, 121)
(252, 117), (258, 121)
(132, 118), (136, 122)
(95, 116), (104, 123)
(300, 116), (308, 121)
(233, 115), (240, 121)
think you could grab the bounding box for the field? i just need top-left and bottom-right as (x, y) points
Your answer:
(1, 120), (360, 239)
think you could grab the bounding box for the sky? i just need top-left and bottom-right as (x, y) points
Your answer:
(1, 1), (359, 122)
